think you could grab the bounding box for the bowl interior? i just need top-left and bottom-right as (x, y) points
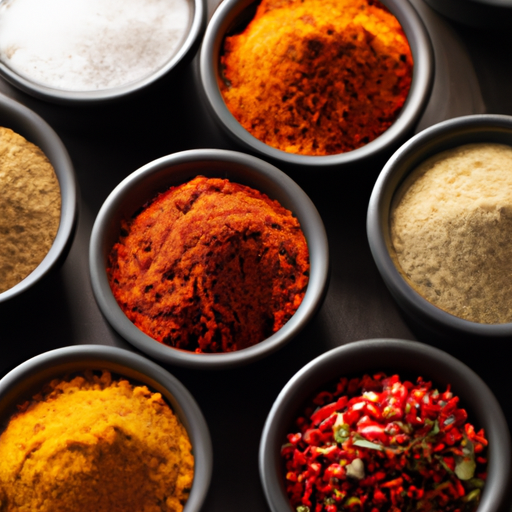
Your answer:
(90, 149), (329, 369)
(0, 95), (77, 303)
(199, 0), (434, 168)
(0, 345), (213, 512)
(260, 339), (510, 512)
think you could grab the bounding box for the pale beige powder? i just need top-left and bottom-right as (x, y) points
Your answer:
(390, 142), (512, 324)
(0, 127), (61, 293)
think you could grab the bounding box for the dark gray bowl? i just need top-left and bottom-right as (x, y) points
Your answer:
(199, 0), (434, 171)
(0, 0), (206, 105)
(367, 114), (512, 342)
(0, 93), (78, 304)
(89, 149), (329, 369)
(424, 0), (512, 28)
(259, 338), (511, 512)
(0, 344), (213, 512)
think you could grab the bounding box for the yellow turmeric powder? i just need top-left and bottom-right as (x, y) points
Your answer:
(220, 0), (413, 156)
(0, 371), (194, 512)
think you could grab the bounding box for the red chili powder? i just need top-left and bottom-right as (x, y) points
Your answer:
(107, 176), (310, 353)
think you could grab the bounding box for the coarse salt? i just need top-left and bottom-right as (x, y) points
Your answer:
(0, 0), (191, 91)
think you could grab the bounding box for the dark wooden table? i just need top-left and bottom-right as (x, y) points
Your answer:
(0, 1), (510, 510)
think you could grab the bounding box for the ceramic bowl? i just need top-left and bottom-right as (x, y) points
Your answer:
(199, 0), (434, 172)
(367, 114), (512, 342)
(0, 344), (213, 512)
(424, 0), (512, 28)
(89, 148), (329, 369)
(0, 0), (206, 104)
(259, 338), (511, 512)
(0, 94), (78, 304)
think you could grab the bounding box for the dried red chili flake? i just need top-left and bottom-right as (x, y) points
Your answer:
(281, 373), (488, 512)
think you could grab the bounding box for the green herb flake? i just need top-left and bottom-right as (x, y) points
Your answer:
(345, 496), (362, 507)
(430, 420), (440, 435)
(334, 422), (350, 444)
(455, 457), (477, 480)
(353, 439), (383, 451)
(462, 489), (481, 502)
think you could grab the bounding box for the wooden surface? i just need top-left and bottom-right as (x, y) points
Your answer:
(0, 1), (511, 510)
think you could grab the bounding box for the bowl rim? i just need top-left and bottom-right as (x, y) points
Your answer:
(0, 344), (213, 512)
(0, 0), (206, 104)
(199, 0), (434, 168)
(89, 148), (329, 369)
(0, 93), (78, 303)
(259, 338), (511, 512)
(367, 113), (512, 338)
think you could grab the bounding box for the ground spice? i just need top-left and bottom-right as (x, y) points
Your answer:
(0, 0), (190, 91)
(0, 127), (61, 293)
(108, 176), (310, 353)
(220, 0), (413, 156)
(0, 370), (194, 512)
(281, 373), (488, 512)
(391, 143), (512, 324)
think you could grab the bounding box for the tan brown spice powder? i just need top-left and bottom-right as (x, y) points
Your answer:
(0, 127), (61, 293)
(391, 143), (512, 324)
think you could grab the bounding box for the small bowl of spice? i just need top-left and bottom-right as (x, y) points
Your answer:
(259, 338), (511, 512)
(367, 114), (512, 342)
(0, 93), (77, 304)
(199, 0), (434, 171)
(89, 148), (329, 369)
(0, 344), (212, 511)
(0, 0), (206, 104)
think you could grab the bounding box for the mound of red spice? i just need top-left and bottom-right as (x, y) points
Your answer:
(281, 373), (488, 512)
(107, 176), (309, 353)
(220, 0), (413, 156)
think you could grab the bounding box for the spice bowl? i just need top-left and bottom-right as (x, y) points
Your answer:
(259, 338), (511, 512)
(0, 344), (213, 511)
(0, 94), (78, 304)
(199, 0), (434, 172)
(367, 114), (512, 343)
(0, 0), (206, 104)
(89, 148), (329, 369)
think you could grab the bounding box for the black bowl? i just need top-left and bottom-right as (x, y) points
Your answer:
(0, 0), (206, 104)
(0, 345), (213, 512)
(0, 94), (78, 303)
(199, 0), (434, 172)
(259, 338), (511, 512)
(367, 114), (512, 342)
(89, 149), (329, 369)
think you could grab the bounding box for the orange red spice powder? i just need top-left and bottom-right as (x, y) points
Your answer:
(220, 0), (413, 156)
(107, 176), (309, 353)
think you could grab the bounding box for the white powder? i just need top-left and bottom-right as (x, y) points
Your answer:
(390, 143), (512, 325)
(0, 0), (191, 91)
